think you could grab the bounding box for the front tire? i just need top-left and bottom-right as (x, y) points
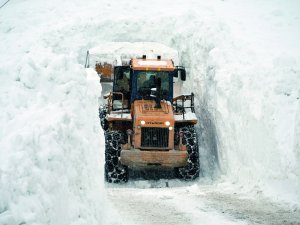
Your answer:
(175, 125), (200, 180)
(99, 105), (108, 131)
(104, 131), (128, 183)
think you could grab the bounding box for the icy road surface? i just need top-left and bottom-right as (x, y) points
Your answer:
(105, 181), (300, 225)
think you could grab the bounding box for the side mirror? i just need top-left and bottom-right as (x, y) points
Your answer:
(180, 69), (186, 81)
(174, 67), (186, 81)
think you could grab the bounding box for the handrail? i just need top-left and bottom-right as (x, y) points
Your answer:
(172, 93), (195, 120)
(104, 91), (125, 118)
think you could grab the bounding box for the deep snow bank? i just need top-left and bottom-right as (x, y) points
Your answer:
(0, 1), (104, 224)
(163, 0), (300, 202)
(0, 49), (104, 224)
(1, 1), (300, 224)
(189, 1), (300, 202)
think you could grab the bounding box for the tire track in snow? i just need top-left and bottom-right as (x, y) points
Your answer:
(105, 184), (246, 225)
(202, 191), (300, 225)
(106, 184), (300, 225)
(107, 188), (192, 225)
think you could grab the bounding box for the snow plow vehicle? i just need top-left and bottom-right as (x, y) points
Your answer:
(86, 42), (199, 183)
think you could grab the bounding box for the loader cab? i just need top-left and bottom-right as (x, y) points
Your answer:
(112, 61), (187, 110)
(113, 67), (174, 107)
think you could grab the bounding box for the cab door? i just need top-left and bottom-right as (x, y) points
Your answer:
(112, 66), (131, 110)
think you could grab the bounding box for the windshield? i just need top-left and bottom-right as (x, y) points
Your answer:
(136, 71), (170, 99)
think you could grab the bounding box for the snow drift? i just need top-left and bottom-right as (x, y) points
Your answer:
(0, 2), (104, 224)
(0, 48), (104, 224)
(0, 0), (300, 224)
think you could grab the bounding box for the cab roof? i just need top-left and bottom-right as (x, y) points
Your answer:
(131, 58), (175, 71)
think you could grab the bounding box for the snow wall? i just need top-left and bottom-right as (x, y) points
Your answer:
(0, 1), (105, 224)
(0, 0), (300, 224)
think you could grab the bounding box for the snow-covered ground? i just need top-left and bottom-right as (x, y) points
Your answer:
(0, 0), (299, 224)
(105, 181), (300, 225)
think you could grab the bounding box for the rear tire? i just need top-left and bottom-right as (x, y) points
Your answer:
(175, 125), (200, 180)
(104, 130), (128, 183)
(99, 105), (108, 131)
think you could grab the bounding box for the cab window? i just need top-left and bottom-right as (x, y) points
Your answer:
(113, 66), (131, 110)
(136, 71), (170, 99)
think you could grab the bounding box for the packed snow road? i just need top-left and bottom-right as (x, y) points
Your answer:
(106, 181), (300, 225)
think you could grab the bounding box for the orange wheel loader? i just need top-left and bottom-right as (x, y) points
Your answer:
(87, 43), (200, 183)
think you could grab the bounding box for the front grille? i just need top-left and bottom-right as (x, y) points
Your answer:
(141, 127), (169, 148)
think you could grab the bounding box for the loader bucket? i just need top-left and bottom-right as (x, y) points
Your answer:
(95, 62), (113, 82)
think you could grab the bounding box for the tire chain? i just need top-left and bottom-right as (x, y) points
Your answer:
(105, 131), (128, 183)
(99, 105), (108, 131)
(175, 125), (200, 180)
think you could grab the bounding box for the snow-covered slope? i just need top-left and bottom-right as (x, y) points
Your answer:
(0, 0), (299, 224)
(186, 1), (300, 203)
(177, 0), (300, 203)
(0, 1), (105, 224)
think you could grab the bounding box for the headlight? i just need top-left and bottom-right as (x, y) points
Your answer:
(141, 120), (146, 125)
(165, 121), (170, 126)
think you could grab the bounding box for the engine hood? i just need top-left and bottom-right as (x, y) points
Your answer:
(133, 100), (174, 126)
